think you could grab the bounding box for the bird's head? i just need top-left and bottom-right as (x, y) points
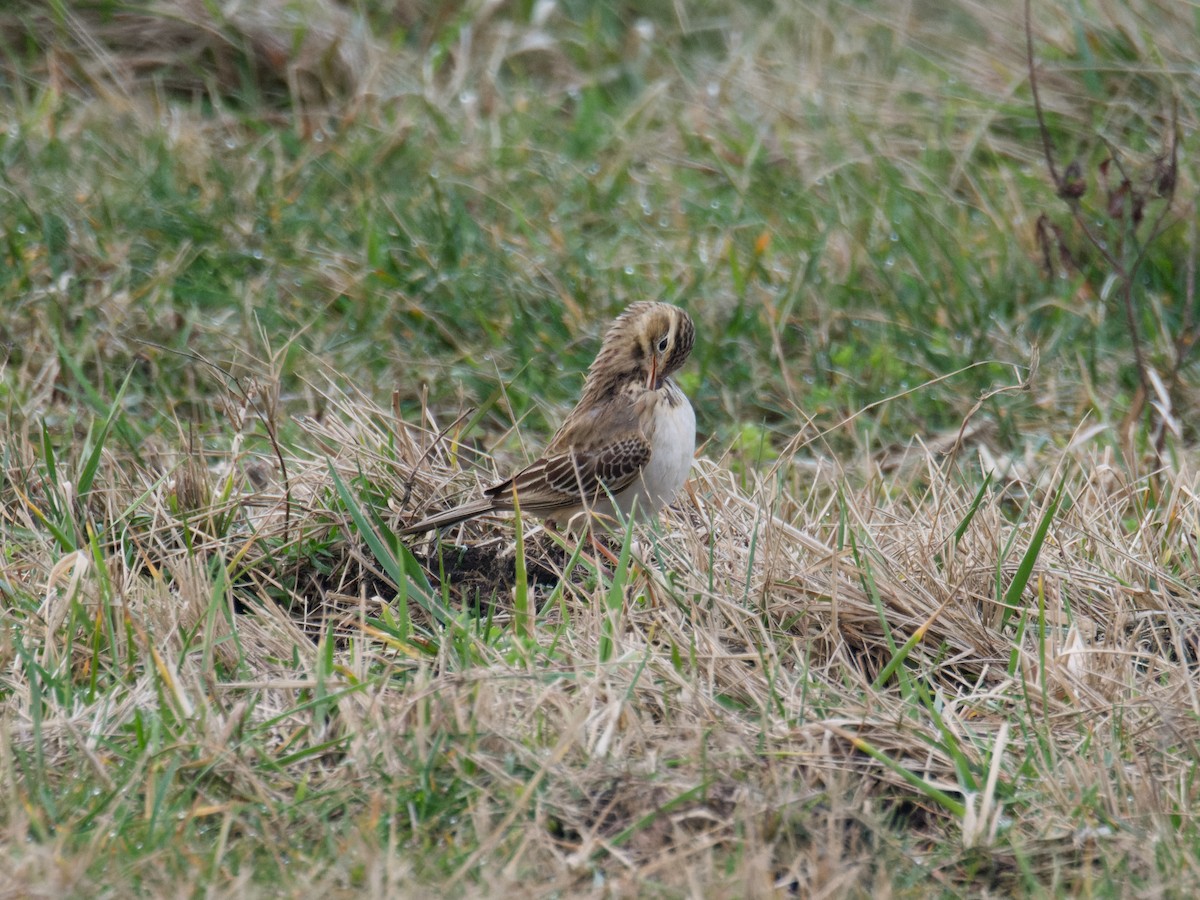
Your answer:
(588, 301), (695, 393)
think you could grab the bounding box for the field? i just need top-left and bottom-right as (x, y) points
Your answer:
(3, 0), (1200, 895)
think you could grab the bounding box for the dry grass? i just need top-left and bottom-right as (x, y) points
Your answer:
(6, 374), (1200, 894)
(0, 0), (377, 106)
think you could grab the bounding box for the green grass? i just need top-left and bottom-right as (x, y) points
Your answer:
(3, 0), (1200, 895)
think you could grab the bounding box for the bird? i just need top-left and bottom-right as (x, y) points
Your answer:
(402, 301), (696, 534)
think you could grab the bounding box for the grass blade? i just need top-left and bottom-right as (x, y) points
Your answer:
(598, 518), (635, 665)
(1001, 475), (1067, 628)
(328, 463), (448, 624)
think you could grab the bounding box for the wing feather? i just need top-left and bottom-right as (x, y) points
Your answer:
(486, 433), (651, 515)
(407, 382), (656, 527)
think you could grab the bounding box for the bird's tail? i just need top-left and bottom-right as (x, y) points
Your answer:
(400, 497), (496, 535)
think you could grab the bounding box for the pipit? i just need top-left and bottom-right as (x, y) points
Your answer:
(403, 301), (696, 534)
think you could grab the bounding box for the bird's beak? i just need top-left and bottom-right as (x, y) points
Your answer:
(647, 355), (658, 390)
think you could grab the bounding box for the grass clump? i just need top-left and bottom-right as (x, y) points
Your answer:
(3, 0), (1200, 895)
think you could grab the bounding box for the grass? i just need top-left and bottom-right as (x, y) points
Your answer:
(3, 0), (1200, 894)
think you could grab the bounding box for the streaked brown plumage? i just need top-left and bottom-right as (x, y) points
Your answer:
(402, 301), (696, 533)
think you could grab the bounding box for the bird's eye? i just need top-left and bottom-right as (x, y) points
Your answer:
(657, 336), (669, 353)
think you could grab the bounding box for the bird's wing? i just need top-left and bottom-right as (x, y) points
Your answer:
(486, 388), (651, 514)
(405, 387), (652, 528)
(402, 431), (650, 530)
(488, 433), (651, 514)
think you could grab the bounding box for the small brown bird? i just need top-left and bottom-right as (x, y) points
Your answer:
(403, 301), (696, 534)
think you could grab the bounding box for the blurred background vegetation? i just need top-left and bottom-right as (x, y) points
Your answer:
(1, 0), (1195, 468)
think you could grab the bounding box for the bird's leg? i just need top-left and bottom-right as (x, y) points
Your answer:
(589, 530), (623, 567)
(542, 518), (622, 573)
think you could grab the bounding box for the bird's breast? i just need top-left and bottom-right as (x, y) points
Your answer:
(631, 381), (695, 515)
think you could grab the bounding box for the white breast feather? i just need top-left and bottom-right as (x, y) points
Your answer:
(618, 384), (695, 519)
